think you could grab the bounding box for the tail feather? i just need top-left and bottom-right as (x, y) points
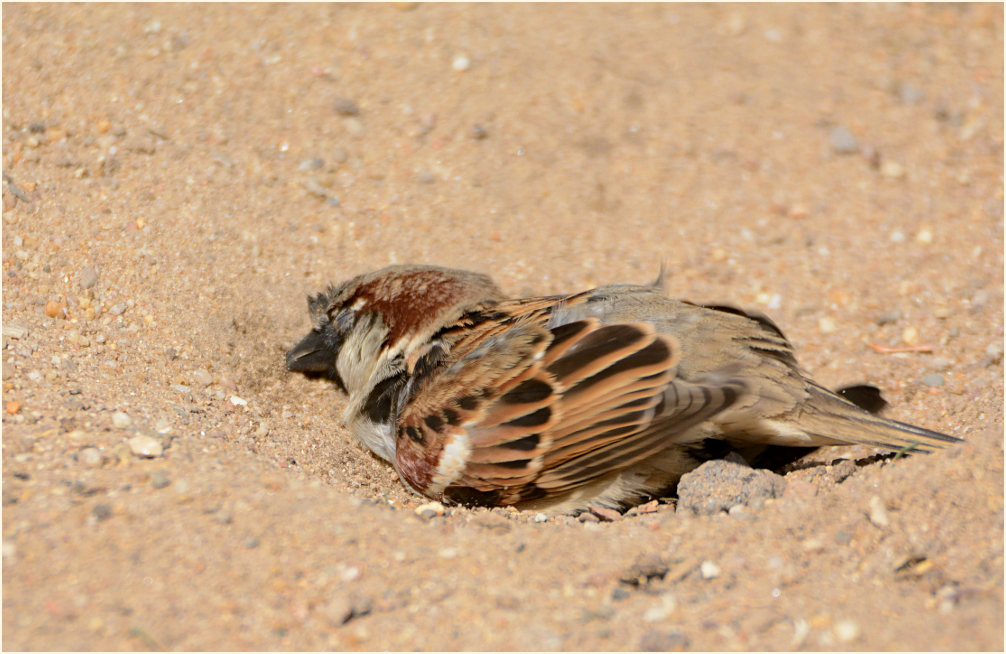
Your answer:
(797, 385), (960, 453)
(721, 384), (961, 454)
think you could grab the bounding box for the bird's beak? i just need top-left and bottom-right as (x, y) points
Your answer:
(286, 330), (335, 373)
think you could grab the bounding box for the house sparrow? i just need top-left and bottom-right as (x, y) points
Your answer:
(287, 264), (959, 514)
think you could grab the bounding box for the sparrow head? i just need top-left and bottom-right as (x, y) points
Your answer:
(286, 265), (506, 397)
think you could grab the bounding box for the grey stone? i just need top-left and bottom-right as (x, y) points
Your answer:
(677, 459), (786, 515)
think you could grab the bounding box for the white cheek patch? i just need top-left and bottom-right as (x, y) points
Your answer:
(427, 432), (472, 496)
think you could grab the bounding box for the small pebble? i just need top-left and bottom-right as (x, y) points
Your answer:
(44, 300), (64, 318)
(788, 205), (810, 219)
(901, 326), (919, 345)
(470, 124), (488, 140)
(321, 594), (373, 627)
(590, 505), (622, 522)
(338, 564), (361, 582)
(889, 230), (906, 243)
(128, 434), (163, 458)
(802, 538), (825, 553)
(970, 289), (990, 309)
(7, 400), (24, 414)
(79, 265), (99, 289)
(344, 117), (364, 136)
(191, 369), (213, 387)
(298, 158), (324, 172)
(414, 501), (446, 520)
(833, 619), (861, 643)
(639, 630), (690, 652)
(881, 160), (905, 179)
(899, 83), (925, 104)
(333, 97), (360, 116)
(829, 125), (859, 154)
(111, 411), (132, 428)
(533, 512), (548, 523)
(229, 395), (247, 406)
(108, 302), (127, 316)
(243, 536), (260, 549)
(817, 316), (837, 334)
(867, 495), (890, 528)
(642, 595), (677, 623)
(417, 171), (436, 184)
(921, 373), (944, 387)
(915, 227), (933, 244)
(151, 470), (171, 489)
(928, 357), (952, 372)
(982, 342), (1003, 367)
(92, 504), (113, 521)
(2, 323), (28, 339)
(79, 447), (103, 467)
(451, 54), (471, 71)
(700, 560), (721, 579)
(619, 554), (669, 586)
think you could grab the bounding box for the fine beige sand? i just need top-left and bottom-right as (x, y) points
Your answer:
(3, 4), (1003, 650)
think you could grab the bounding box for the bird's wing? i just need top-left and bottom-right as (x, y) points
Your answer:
(394, 298), (746, 506)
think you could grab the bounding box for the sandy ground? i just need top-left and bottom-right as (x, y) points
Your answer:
(2, 4), (1003, 651)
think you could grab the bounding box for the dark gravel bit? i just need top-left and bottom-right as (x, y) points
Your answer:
(333, 97), (360, 116)
(3, 173), (31, 202)
(470, 124), (488, 140)
(829, 125), (859, 154)
(619, 553), (668, 586)
(676, 459), (786, 515)
(150, 470), (171, 489)
(92, 503), (113, 521)
(875, 310), (901, 325)
(639, 629), (690, 651)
